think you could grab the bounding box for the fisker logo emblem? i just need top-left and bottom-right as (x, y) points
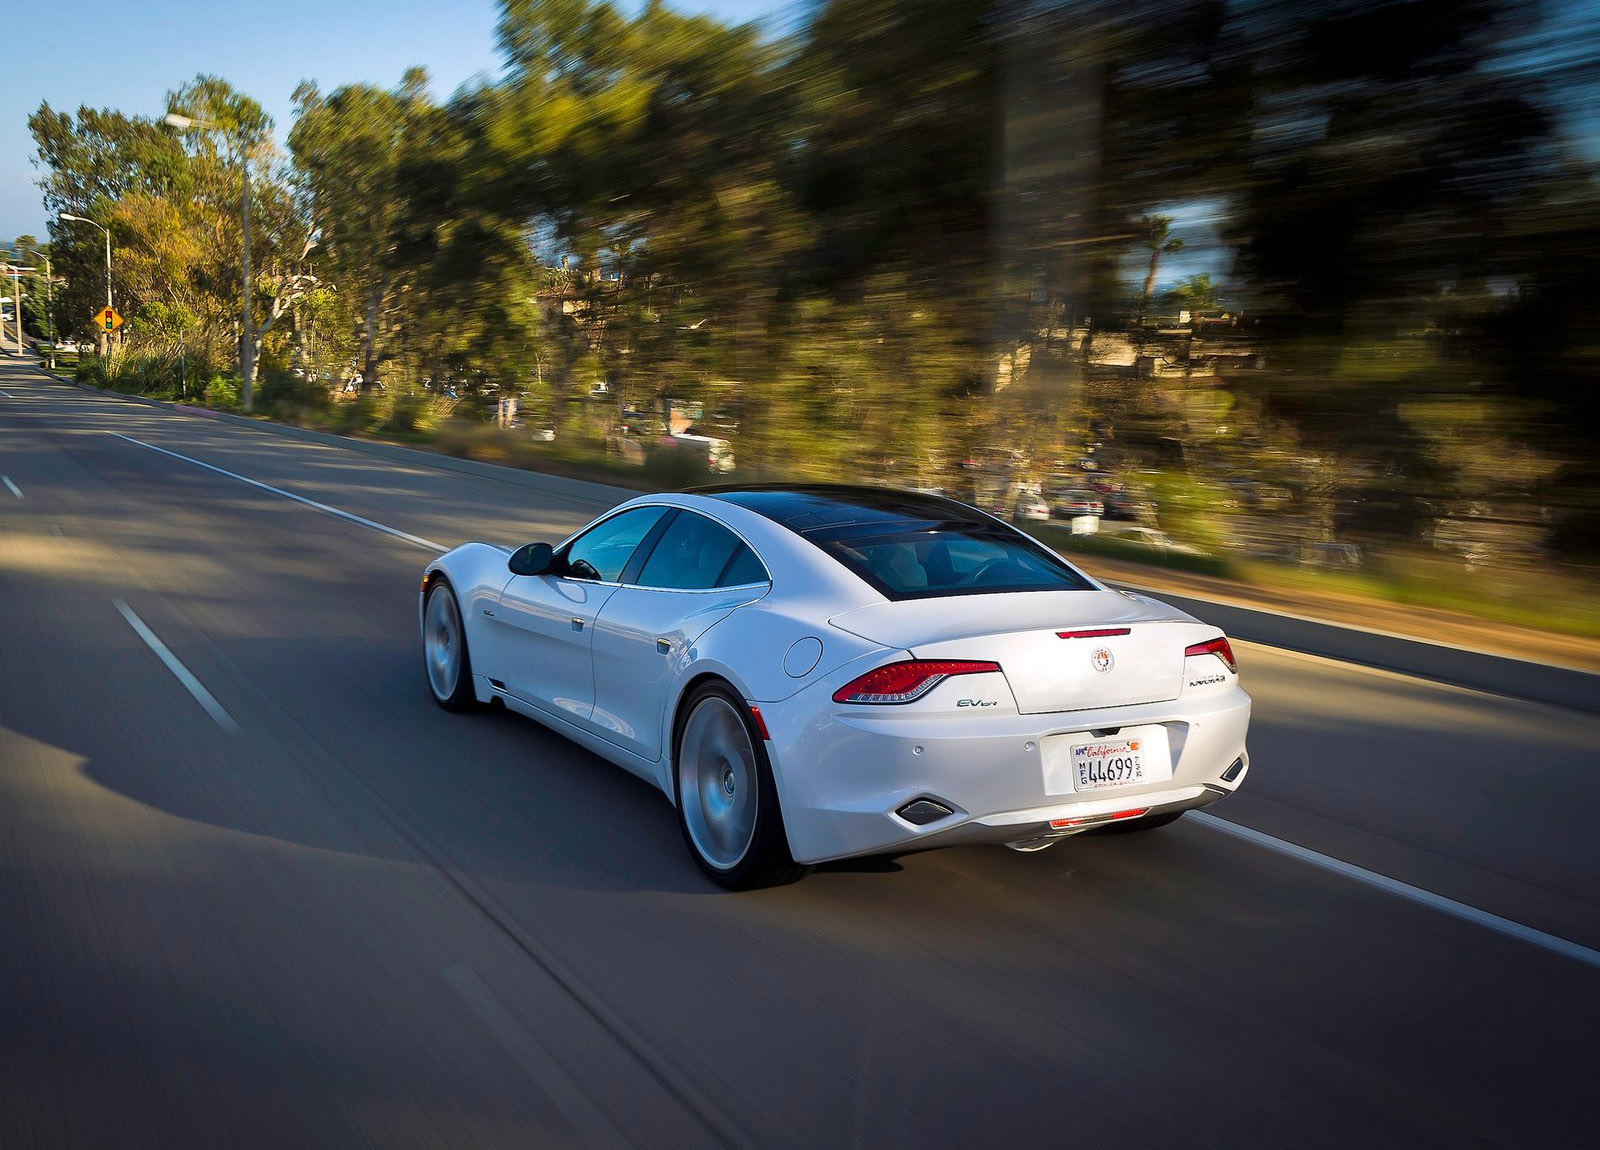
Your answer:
(1091, 646), (1114, 673)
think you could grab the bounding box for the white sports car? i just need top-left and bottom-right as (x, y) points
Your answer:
(421, 485), (1251, 888)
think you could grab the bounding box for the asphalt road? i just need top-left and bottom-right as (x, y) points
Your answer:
(3, 357), (1597, 1149)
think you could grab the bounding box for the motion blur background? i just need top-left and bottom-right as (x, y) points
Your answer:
(9, 0), (1600, 629)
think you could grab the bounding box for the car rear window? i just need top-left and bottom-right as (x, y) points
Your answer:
(815, 526), (1094, 600)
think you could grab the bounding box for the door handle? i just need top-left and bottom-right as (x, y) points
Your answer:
(656, 638), (671, 655)
(571, 617), (585, 632)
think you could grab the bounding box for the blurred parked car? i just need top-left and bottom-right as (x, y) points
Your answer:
(1013, 492), (1051, 521)
(660, 432), (736, 473)
(1101, 526), (1208, 558)
(1300, 542), (1363, 568)
(1048, 488), (1105, 519)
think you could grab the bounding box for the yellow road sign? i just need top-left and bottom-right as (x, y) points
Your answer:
(94, 306), (124, 332)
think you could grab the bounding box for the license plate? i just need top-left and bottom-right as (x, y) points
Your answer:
(1071, 737), (1150, 791)
(1041, 725), (1171, 795)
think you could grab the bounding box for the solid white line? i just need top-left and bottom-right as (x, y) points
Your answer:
(3, 476), (20, 499)
(1191, 811), (1600, 970)
(109, 432), (446, 552)
(112, 599), (240, 734)
(0, 388), (14, 398)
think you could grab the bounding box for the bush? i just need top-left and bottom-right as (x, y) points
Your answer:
(332, 394), (380, 434)
(257, 368), (332, 416)
(204, 375), (240, 409)
(75, 355), (109, 386)
(380, 390), (433, 439)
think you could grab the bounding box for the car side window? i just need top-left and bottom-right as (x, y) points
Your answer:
(636, 511), (767, 589)
(561, 507), (669, 583)
(717, 542), (769, 587)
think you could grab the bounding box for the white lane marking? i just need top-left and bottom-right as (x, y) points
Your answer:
(112, 599), (240, 734)
(0, 388), (14, 398)
(109, 432), (446, 553)
(1191, 811), (1600, 970)
(3, 476), (20, 499)
(442, 965), (625, 1140)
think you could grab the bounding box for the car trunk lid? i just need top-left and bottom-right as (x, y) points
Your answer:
(829, 591), (1203, 713)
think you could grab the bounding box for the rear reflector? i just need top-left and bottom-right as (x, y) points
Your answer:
(748, 705), (771, 741)
(1056, 628), (1131, 639)
(1184, 636), (1237, 673)
(832, 660), (1002, 705)
(1050, 807), (1149, 829)
(1221, 755), (1245, 782)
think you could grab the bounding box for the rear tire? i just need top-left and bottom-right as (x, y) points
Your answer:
(423, 580), (477, 712)
(674, 683), (806, 889)
(1086, 810), (1186, 835)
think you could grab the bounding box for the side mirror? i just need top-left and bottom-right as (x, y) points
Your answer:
(508, 542), (555, 577)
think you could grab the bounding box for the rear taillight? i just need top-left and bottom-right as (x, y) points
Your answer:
(832, 660), (1002, 705)
(1184, 636), (1237, 673)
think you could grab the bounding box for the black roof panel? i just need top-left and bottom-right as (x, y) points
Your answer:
(693, 484), (994, 537)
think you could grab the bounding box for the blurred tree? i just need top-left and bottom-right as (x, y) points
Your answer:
(1170, 273), (1220, 314)
(1137, 215), (1183, 320)
(290, 70), (435, 391)
(29, 103), (191, 338)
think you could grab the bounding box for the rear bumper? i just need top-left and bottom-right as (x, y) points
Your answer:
(762, 684), (1251, 865)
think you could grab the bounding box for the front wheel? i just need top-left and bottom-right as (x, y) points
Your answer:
(423, 580), (477, 711)
(675, 683), (806, 889)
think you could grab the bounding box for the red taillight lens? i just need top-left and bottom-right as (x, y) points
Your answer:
(1184, 636), (1237, 673)
(832, 660), (1002, 705)
(1051, 808), (1148, 829)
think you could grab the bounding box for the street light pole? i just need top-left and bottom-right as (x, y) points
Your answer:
(58, 212), (113, 354)
(6, 263), (28, 353)
(166, 111), (254, 413)
(22, 248), (55, 367)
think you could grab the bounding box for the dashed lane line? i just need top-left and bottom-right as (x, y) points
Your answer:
(3, 476), (20, 499)
(113, 599), (240, 734)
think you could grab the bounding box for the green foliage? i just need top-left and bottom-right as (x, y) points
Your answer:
(204, 375), (240, 409)
(25, 0), (1600, 579)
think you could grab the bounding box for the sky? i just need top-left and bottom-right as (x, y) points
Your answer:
(3, 0), (787, 242)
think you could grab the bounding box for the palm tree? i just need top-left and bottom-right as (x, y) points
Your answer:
(1172, 273), (1219, 315)
(1138, 215), (1183, 321)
